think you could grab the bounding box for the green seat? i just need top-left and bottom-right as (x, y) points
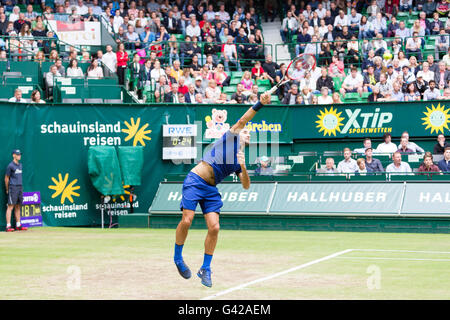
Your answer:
(230, 77), (242, 85)
(311, 174), (347, 181)
(389, 174), (429, 181)
(270, 95), (280, 104)
(231, 71), (244, 79)
(257, 85), (270, 93)
(222, 86), (236, 94)
(349, 174), (387, 181)
(256, 79), (271, 87)
(87, 78), (118, 85)
(343, 92), (361, 102)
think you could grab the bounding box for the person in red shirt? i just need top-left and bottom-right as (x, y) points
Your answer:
(418, 153), (442, 176)
(251, 61), (269, 80)
(116, 42), (128, 85)
(177, 77), (189, 95)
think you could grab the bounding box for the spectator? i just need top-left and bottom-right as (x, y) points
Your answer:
(355, 158), (369, 175)
(354, 138), (372, 154)
(139, 26), (156, 49)
(433, 134), (450, 154)
(30, 89), (45, 104)
(363, 65), (379, 92)
(261, 54), (280, 84)
(434, 61), (450, 90)
(230, 83), (245, 103)
(332, 92), (342, 104)
(318, 87), (333, 104)
(316, 158), (339, 175)
(405, 32), (423, 61)
(125, 25), (141, 50)
(423, 0), (437, 17)
(340, 67), (363, 98)
(389, 81), (405, 101)
(164, 83), (180, 103)
(386, 152), (412, 175)
(116, 43), (128, 85)
(365, 148), (384, 172)
(359, 15), (374, 39)
(375, 73), (393, 101)
(186, 17), (201, 39)
(281, 84), (300, 105)
(368, 86), (382, 102)
(222, 36), (241, 72)
(66, 59), (84, 77)
(423, 80), (442, 100)
(102, 45), (117, 77)
(437, 147), (450, 172)
(255, 156), (274, 176)
(337, 148), (358, 173)
(204, 79), (221, 103)
(208, 63), (228, 87)
(184, 84), (197, 103)
(398, 131), (425, 153)
(45, 65), (61, 99)
(376, 133), (398, 153)
(417, 62), (435, 83)
(295, 26), (312, 56)
(8, 89), (27, 103)
(328, 54), (345, 78)
(404, 82), (421, 101)
(418, 153), (441, 174)
(436, 29), (449, 61)
(395, 21), (411, 41)
(398, 137), (416, 153)
(280, 11), (298, 42)
(316, 67), (334, 93)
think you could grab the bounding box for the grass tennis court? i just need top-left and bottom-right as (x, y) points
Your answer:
(1, 227), (449, 300)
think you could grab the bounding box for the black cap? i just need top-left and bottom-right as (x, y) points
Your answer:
(12, 149), (21, 155)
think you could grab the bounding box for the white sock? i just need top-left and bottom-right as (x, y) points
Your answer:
(16, 222), (21, 227)
(6, 223), (11, 228)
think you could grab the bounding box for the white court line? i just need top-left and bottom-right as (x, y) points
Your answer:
(351, 249), (450, 254)
(201, 249), (354, 300)
(337, 257), (450, 262)
(201, 248), (450, 300)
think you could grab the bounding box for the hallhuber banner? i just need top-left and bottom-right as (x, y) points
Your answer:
(150, 182), (275, 214)
(401, 183), (450, 216)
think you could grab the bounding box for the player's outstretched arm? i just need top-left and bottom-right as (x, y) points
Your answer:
(230, 92), (271, 134)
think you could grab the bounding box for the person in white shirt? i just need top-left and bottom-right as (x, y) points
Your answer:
(303, 35), (320, 56)
(340, 67), (363, 98)
(397, 131), (425, 153)
(315, 3), (327, 19)
(8, 89), (27, 103)
(222, 36), (241, 72)
(334, 10), (349, 29)
(386, 152), (412, 175)
(416, 62), (434, 83)
(150, 60), (165, 84)
(113, 10), (124, 33)
(30, 89), (45, 104)
(217, 4), (230, 23)
(102, 44), (117, 77)
(46, 65), (61, 89)
(186, 17), (201, 39)
(354, 138), (372, 154)
(376, 133), (398, 154)
(280, 11), (298, 42)
(337, 148), (358, 173)
(9, 6), (20, 23)
(75, 0), (88, 15)
(87, 59), (104, 78)
(317, 87), (333, 104)
(66, 59), (84, 77)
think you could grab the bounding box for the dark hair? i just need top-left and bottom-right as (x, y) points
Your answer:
(69, 58), (77, 68)
(31, 89), (40, 102)
(383, 132), (392, 140)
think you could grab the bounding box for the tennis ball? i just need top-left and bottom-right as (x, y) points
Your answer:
(383, 51), (393, 61)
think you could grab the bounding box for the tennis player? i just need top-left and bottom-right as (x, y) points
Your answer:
(174, 92), (271, 287)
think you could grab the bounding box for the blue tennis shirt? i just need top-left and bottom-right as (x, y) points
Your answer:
(202, 130), (242, 185)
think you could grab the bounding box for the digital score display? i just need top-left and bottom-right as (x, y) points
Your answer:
(162, 125), (197, 160)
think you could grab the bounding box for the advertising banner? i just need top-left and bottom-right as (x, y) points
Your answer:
(195, 106), (292, 143)
(269, 183), (403, 214)
(20, 191), (43, 228)
(401, 183), (450, 216)
(293, 101), (450, 139)
(47, 20), (102, 46)
(150, 182), (275, 214)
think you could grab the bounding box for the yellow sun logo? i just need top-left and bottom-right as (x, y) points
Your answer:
(122, 117), (152, 146)
(316, 107), (345, 136)
(48, 173), (80, 204)
(421, 104), (450, 134)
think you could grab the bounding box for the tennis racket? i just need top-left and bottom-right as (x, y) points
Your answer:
(267, 53), (316, 95)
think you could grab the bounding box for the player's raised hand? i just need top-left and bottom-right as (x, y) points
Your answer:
(260, 92), (271, 105)
(237, 151), (246, 165)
